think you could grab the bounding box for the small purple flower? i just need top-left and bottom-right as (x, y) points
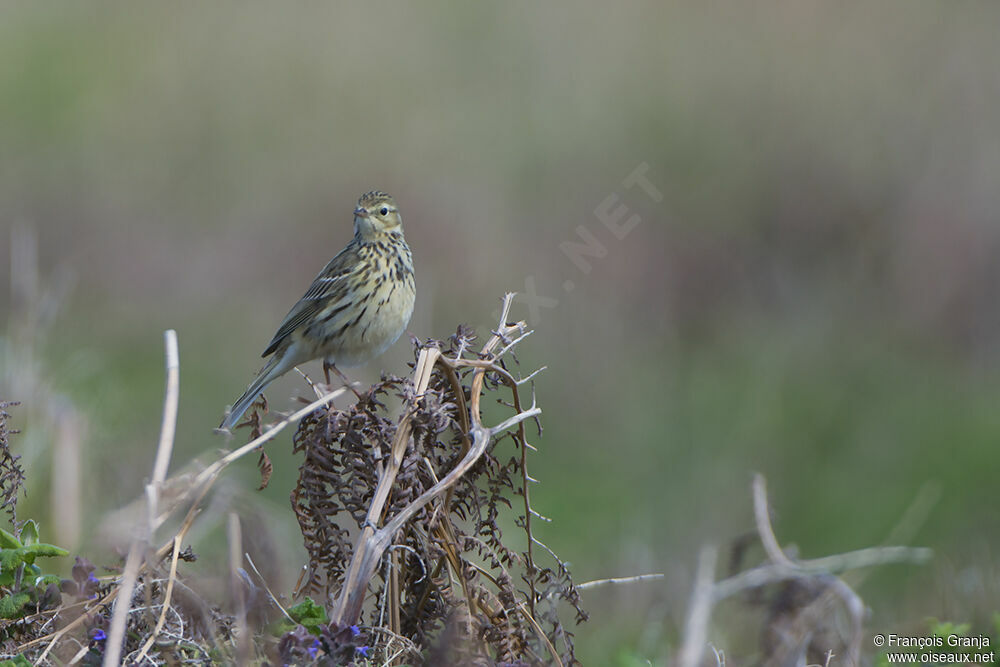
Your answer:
(356, 645), (370, 657)
(307, 638), (321, 658)
(92, 629), (107, 642)
(350, 624), (360, 637)
(88, 572), (100, 584)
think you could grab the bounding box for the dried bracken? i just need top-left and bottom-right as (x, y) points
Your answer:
(0, 401), (25, 528)
(5, 295), (587, 665)
(290, 298), (586, 664)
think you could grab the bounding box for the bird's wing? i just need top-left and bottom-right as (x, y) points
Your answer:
(262, 243), (360, 357)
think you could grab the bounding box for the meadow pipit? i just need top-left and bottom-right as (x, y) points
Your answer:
(219, 190), (415, 431)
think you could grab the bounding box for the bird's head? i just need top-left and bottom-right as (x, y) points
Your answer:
(354, 191), (403, 240)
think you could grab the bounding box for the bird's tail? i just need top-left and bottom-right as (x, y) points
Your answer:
(219, 354), (289, 431)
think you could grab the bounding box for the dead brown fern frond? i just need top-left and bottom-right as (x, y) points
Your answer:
(0, 400), (25, 528)
(13, 295), (586, 665)
(290, 293), (587, 664)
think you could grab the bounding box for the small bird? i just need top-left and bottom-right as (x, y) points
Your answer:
(219, 190), (415, 431)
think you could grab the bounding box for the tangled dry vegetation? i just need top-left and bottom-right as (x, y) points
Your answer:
(0, 288), (937, 666)
(0, 294), (587, 665)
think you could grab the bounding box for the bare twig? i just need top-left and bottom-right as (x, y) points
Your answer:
(678, 546), (717, 667)
(331, 346), (441, 624)
(752, 474), (793, 568)
(31, 586), (120, 661)
(100, 541), (144, 667)
(827, 577), (864, 665)
(516, 366), (547, 385)
(133, 529), (189, 662)
(514, 600), (564, 667)
(104, 331), (180, 667)
(679, 474), (933, 667)
(711, 545), (931, 601)
(748, 474), (864, 665)
(203, 387), (347, 482)
(330, 293), (542, 634)
(148, 329), (180, 518)
(576, 573), (666, 591)
(245, 554), (295, 623)
(228, 513), (251, 664)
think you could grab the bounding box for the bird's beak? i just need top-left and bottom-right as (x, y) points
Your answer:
(354, 207), (368, 218)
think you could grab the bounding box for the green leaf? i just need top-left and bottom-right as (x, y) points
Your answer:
(20, 521), (38, 547)
(0, 655), (32, 667)
(931, 619), (970, 637)
(33, 573), (62, 588)
(0, 529), (21, 550)
(0, 549), (23, 573)
(23, 543), (69, 559)
(0, 593), (31, 619)
(287, 597), (328, 631)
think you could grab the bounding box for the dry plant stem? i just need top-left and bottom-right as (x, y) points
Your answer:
(31, 332), (187, 660)
(67, 642), (90, 665)
(752, 475), (794, 567)
(133, 530), (188, 663)
(330, 346), (441, 624)
(228, 513), (252, 664)
(444, 325), (541, 618)
(104, 330), (181, 667)
(380, 348), (538, 544)
(246, 554), (296, 623)
(32, 457), (210, 660)
(196, 388), (348, 488)
(28, 583), (141, 656)
(881, 482), (940, 547)
(389, 551), (401, 649)
(829, 578), (864, 664)
(510, 358), (537, 618)
(753, 474), (856, 664)
(514, 601), (564, 667)
(576, 573), (666, 591)
(25, 481), (211, 660)
(433, 518), (474, 620)
(450, 346), (542, 618)
(679, 474), (932, 667)
(100, 541), (144, 667)
(368, 347), (439, 528)
(331, 294), (541, 630)
(148, 329), (180, 520)
(752, 474), (866, 665)
(677, 545), (718, 667)
(141, 388), (347, 537)
(435, 358), (472, 512)
(458, 535), (554, 660)
(415, 388), (477, 625)
(32, 586), (120, 661)
(420, 433), (471, 604)
(710, 546), (931, 601)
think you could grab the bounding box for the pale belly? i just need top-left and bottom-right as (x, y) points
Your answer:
(297, 276), (415, 368)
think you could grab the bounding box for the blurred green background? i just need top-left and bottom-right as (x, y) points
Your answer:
(3, 2), (1000, 662)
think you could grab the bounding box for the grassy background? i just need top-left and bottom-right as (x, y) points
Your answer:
(3, 2), (1000, 662)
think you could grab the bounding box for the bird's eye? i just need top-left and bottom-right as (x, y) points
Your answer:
(380, 207), (389, 216)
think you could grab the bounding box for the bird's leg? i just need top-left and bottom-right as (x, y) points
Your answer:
(293, 366), (325, 400)
(324, 360), (365, 400)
